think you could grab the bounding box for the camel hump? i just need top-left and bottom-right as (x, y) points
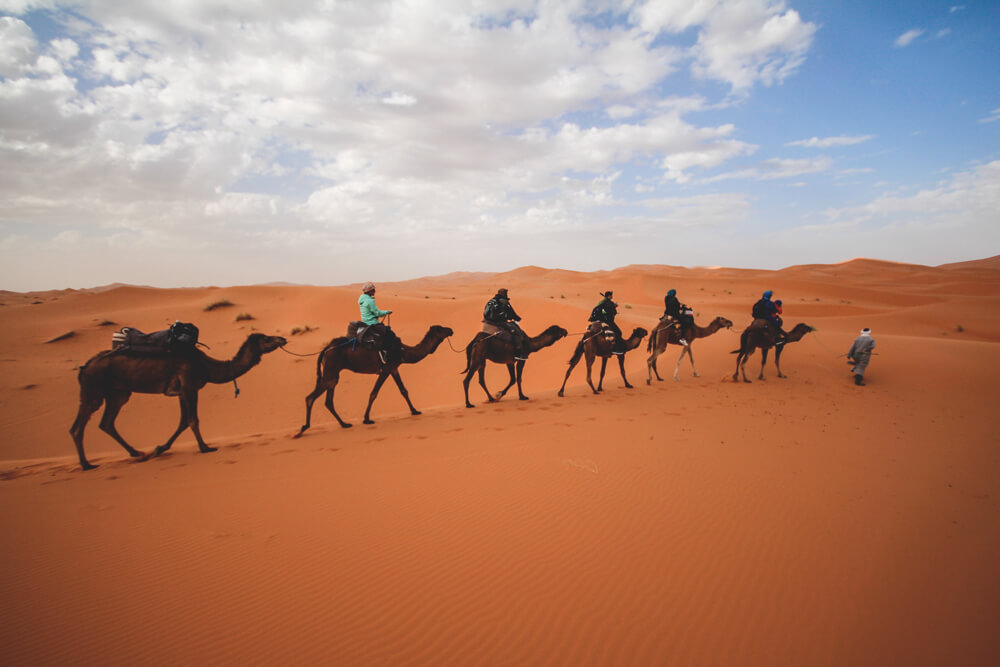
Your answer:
(481, 322), (503, 335)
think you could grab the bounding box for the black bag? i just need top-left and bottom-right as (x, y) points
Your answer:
(483, 298), (500, 322)
(751, 299), (769, 319)
(167, 321), (199, 352)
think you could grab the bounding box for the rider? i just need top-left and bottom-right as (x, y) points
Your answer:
(589, 290), (624, 354)
(662, 288), (693, 346)
(358, 282), (401, 364)
(751, 290), (786, 343)
(483, 288), (528, 360)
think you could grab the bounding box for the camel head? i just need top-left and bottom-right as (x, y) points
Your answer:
(789, 323), (814, 339)
(248, 333), (288, 354)
(715, 316), (734, 329)
(631, 327), (649, 340)
(428, 325), (454, 339)
(542, 325), (569, 341)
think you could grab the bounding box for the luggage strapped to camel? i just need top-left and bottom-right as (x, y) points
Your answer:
(111, 321), (201, 356)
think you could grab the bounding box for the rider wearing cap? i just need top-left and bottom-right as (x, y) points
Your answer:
(358, 282), (401, 363)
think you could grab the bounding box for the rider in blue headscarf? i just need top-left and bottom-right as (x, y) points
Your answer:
(751, 290), (786, 342)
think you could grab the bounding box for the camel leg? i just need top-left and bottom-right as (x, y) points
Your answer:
(463, 367), (478, 408)
(617, 353), (632, 389)
(295, 379), (327, 437)
(758, 348), (769, 380)
(597, 356), (608, 392)
(69, 395), (104, 471)
(325, 388), (352, 428)
(514, 360), (529, 400)
(185, 391), (215, 453)
(477, 364), (497, 403)
(559, 356), (580, 397)
(647, 347), (664, 384)
(774, 346), (786, 378)
(495, 363), (516, 400)
(154, 397), (192, 457)
(674, 346), (696, 381)
(735, 350), (753, 383)
(97, 391), (146, 459)
(362, 370), (392, 425)
(390, 368), (421, 416)
(584, 354), (598, 394)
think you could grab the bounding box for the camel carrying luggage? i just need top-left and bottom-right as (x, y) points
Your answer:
(111, 321), (200, 356)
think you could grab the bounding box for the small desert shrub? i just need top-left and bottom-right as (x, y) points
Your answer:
(204, 299), (234, 311)
(956, 324), (965, 333)
(235, 312), (254, 322)
(290, 325), (314, 336)
(96, 319), (117, 327)
(46, 331), (75, 343)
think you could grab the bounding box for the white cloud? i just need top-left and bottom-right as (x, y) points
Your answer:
(894, 29), (924, 48)
(688, 0), (817, 91)
(0, 16), (39, 77)
(979, 108), (1000, 124)
(704, 156), (833, 182)
(819, 160), (1000, 231)
(787, 135), (874, 148)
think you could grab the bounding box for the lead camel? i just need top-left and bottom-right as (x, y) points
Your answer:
(732, 322), (814, 382)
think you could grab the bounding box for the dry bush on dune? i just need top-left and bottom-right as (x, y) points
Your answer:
(290, 325), (315, 336)
(204, 299), (235, 311)
(235, 313), (254, 322)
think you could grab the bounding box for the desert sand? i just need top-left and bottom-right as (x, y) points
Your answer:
(1, 258), (998, 665)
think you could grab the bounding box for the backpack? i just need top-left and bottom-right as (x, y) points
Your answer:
(167, 321), (199, 352)
(751, 299), (769, 319)
(483, 298), (500, 322)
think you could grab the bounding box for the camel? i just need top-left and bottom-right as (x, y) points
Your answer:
(461, 324), (568, 408)
(731, 322), (814, 383)
(558, 324), (648, 396)
(295, 325), (453, 435)
(69, 333), (288, 471)
(646, 315), (734, 383)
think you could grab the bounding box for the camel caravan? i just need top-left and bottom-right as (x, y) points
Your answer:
(70, 285), (813, 470)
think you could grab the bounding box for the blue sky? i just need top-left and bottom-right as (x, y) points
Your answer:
(1, 0), (997, 291)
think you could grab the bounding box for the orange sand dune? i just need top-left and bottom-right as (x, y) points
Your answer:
(1, 259), (999, 665)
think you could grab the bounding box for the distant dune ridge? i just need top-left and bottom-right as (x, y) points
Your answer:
(1, 258), (998, 665)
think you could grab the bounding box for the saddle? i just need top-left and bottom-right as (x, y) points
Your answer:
(110, 321), (200, 356)
(590, 321), (616, 342)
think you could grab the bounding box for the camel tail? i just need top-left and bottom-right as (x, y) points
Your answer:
(459, 345), (472, 374)
(567, 340), (585, 366)
(730, 348), (741, 354)
(647, 329), (657, 352)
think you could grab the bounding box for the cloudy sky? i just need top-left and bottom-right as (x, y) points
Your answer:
(1, 0), (998, 290)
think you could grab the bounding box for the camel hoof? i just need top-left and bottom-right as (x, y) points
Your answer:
(744, 379), (752, 384)
(558, 391), (565, 397)
(410, 410), (422, 416)
(200, 446), (217, 453)
(363, 419), (375, 425)
(340, 423), (353, 429)
(466, 404), (475, 409)
(81, 462), (98, 471)
(625, 384), (633, 389)
(519, 396), (529, 401)
(693, 372), (700, 377)
(645, 380), (650, 386)
(129, 450), (145, 458)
